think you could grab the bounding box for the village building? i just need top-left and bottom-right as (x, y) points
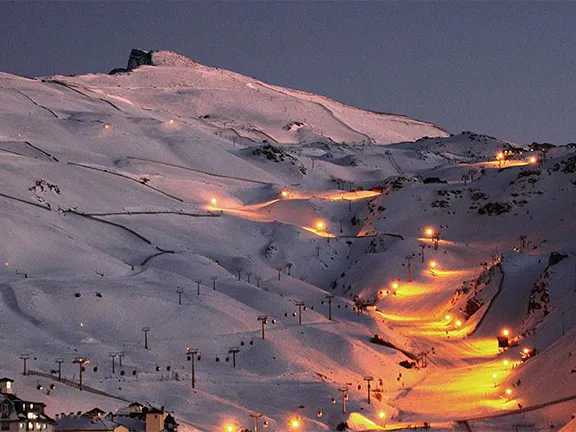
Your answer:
(112, 405), (176, 432)
(56, 404), (176, 432)
(54, 414), (127, 432)
(0, 378), (56, 432)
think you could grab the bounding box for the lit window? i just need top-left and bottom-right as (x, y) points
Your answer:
(36, 423), (41, 430)
(5, 382), (11, 389)
(27, 422), (33, 431)
(20, 423), (24, 429)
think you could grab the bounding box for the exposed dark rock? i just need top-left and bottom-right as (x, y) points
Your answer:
(127, 49), (153, 70)
(109, 68), (128, 75)
(423, 177), (447, 184)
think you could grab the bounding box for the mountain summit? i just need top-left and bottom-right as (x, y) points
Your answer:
(110, 49), (199, 74)
(52, 48), (449, 145)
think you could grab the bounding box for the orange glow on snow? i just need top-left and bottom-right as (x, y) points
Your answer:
(301, 226), (335, 238)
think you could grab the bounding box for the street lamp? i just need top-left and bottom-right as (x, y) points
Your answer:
(425, 227), (434, 238)
(72, 357), (89, 391)
(378, 411), (386, 426)
(288, 417), (300, 429)
(210, 198), (218, 207)
(281, 190), (290, 198)
(502, 328), (510, 337)
(316, 221), (325, 230)
(429, 260), (437, 276)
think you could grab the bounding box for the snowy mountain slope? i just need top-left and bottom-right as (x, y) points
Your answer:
(1, 51), (576, 431)
(45, 50), (449, 146)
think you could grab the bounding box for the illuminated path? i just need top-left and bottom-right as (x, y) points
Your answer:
(207, 188), (383, 239)
(363, 237), (534, 428)
(206, 182), (538, 428)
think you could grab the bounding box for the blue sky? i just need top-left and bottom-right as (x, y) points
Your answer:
(1, 1), (575, 144)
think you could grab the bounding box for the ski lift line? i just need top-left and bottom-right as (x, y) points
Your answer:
(126, 156), (279, 186)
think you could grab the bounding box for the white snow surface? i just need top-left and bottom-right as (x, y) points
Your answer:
(0, 53), (575, 431)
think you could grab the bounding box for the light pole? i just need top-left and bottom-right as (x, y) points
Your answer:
(295, 301), (305, 325)
(248, 413), (263, 432)
(363, 376), (373, 404)
(211, 276), (217, 290)
(405, 256), (413, 282)
(419, 243), (426, 263)
(325, 294), (335, 321)
(236, 268), (242, 280)
(55, 358), (64, 380)
(338, 386), (348, 413)
(72, 357), (89, 391)
(195, 279), (202, 296)
(142, 327), (150, 350)
(177, 287), (183, 304)
(258, 315), (268, 340)
(432, 233), (440, 250)
(109, 353), (117, 374)
(186, 348), (199, 388)
(117, 353), (124, 368)
(19, 354), (30, 376)
(255, 276), (261, 288)
(228, 347), (240, 368)
(316, 246), (321, 258)
(246, 272), (252, 283)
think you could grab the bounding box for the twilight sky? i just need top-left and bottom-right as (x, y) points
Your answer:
(1, 1), (575, 144)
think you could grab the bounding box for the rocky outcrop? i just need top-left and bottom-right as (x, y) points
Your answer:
(109, 49), (197, 75)
(109, 48), (153, 75)
(127, 49), (153, 70)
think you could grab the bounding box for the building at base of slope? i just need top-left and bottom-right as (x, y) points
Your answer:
(0, 378), (56, 432)
(56, 403), (177, 432)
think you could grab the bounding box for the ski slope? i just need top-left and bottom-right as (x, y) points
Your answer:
(1, 50), (575, 431)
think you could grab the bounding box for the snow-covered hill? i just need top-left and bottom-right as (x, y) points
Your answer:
(1, 50), (575, 431)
